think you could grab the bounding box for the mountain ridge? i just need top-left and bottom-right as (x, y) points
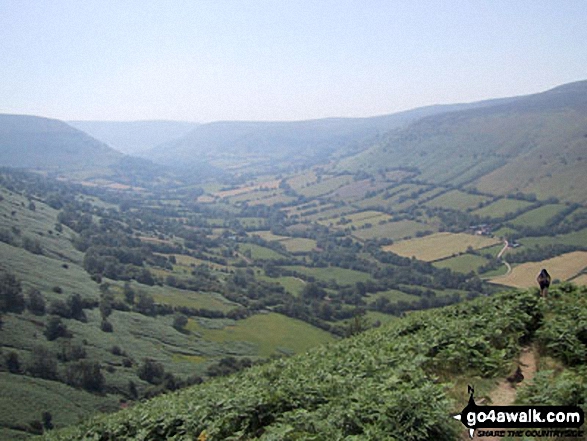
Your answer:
(0, 114), (122, 170)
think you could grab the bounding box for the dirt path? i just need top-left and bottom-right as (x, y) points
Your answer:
(497, 240), (509, 260)
(497, 240), (513, 277)
(467, 346), (538, 441)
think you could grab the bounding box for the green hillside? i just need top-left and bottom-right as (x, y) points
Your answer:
(0, 115), (122, 171)
(338, 81), (587, 204)
(41, 285), (587, 440)
(146, 101), (500, 173)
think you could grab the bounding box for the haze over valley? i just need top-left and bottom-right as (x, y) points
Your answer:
(1, 2), (586, 439)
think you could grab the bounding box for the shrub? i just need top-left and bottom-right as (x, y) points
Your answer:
(44, 316), (71, 341)
(26, 288), (46, 315)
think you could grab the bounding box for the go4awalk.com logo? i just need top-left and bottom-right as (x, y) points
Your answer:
(453, 386), (585, 438)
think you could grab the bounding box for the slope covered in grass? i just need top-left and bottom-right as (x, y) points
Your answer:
(43, 285), (570, 441)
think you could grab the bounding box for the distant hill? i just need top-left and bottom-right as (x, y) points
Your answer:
(145, 102), (503, 172)
(338, 80), (587, 203)
(0, 114), (122, 170)
(67, 120), (199, 155)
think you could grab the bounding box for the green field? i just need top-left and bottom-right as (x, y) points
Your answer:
(187, 312), (335, 357)
(472, 197), (533, 218)
(285, 265), (371, 285)
(257, 275), (306, 296)
(509, 204), (567, 228)
(424, 189), (489, 211)
(516, 227), (587, 248)
(238, 243), (285, 260)
(433, 253), (490, 273)
(279, 238), (317, 253)
(366, 289), (420, 304)
(352, 219), (433, 241)
(148, 285), (237, 312)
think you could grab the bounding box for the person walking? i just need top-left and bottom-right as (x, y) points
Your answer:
(536, 269), (551, 298)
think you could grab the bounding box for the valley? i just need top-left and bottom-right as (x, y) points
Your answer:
(0, 81), (586, 439)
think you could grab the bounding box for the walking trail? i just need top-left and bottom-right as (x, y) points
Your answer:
(497, 240), (512, 276)
(466, 346), (538, 441)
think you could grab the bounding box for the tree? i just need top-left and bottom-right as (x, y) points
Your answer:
(65, 361), (105, 393)
(42, 412), (53, 431)
(137, 358), (165, 385)
(345, 309), (370, 337)
(302, 282), (326, 300)
(44, 316), (70, 341)
(27, 288), (46, 315)
(5, 351), (21, 374)
(27, 346), (58, 380)
(123, 282), (135, 304)
(100, 320), (114, 333)
(0, 271), (25, 313)
(135, 292), (156, 316)
(172, 314), (188, 332)
(67, 293), (86, 322)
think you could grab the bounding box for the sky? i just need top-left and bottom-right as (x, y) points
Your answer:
(1, 0), (586, 123)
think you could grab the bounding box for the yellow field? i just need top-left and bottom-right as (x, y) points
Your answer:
(382, 232), (500, 262)
(490, 251), (587, 288)
(570, 273), (587, 286)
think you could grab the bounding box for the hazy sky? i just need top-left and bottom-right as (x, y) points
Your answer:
(1, 1), (586, 122)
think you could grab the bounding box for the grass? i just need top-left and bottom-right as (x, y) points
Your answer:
(286, 170), (317, 191)
(424, 189), (489, 211)
(238, 243), (285, 260)
(433, 253), (490, 273)
(352, 220), (433, 241)
(186, 312), (335, 357)
(478, 243), (507, 258)
(383, 232), (500, 262)
(0, 373), (120, 434)
(279, 238), (317, 253)
(0, 242), (100, 302)
(248, 230), (289, 242)
(490, 251), (587, 288)
(257, 275), (306, 296)
(471, 198), (533, 218)
(285, 265), (371, 286)
(147, 285), (237, 312)
(366, 289), (420, 304)
(517, 227), (587, 248)
(297, 175), (353, 198)
(509, 204), (567, 228)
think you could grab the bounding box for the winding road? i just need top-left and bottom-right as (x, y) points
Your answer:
(497, 240), (512, 276)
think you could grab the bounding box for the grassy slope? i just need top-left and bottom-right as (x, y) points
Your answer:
(337, 83), (587, 204)
(43, 285), (587, 441)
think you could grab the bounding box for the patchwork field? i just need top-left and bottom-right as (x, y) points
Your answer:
(238, 243), (285, 260)
(472, 197), (533, 218)
(352, 220), (433, 241)
(279, 237), (317, 253)
(424, 189), (489, 211)
(382, 232), (500, 262)
(490, 251), (587, 288)
(516, 228), (587, 248)
(186, 313), (335, 357)
(509, 204), (567, 228)
(297, 175), (353, 198)
(433, 253), (490, 273)
(285, 265), (371, 285)
(366, 289), (420, 305)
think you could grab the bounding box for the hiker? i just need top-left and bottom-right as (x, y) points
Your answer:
(536, 269), (551, 298)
